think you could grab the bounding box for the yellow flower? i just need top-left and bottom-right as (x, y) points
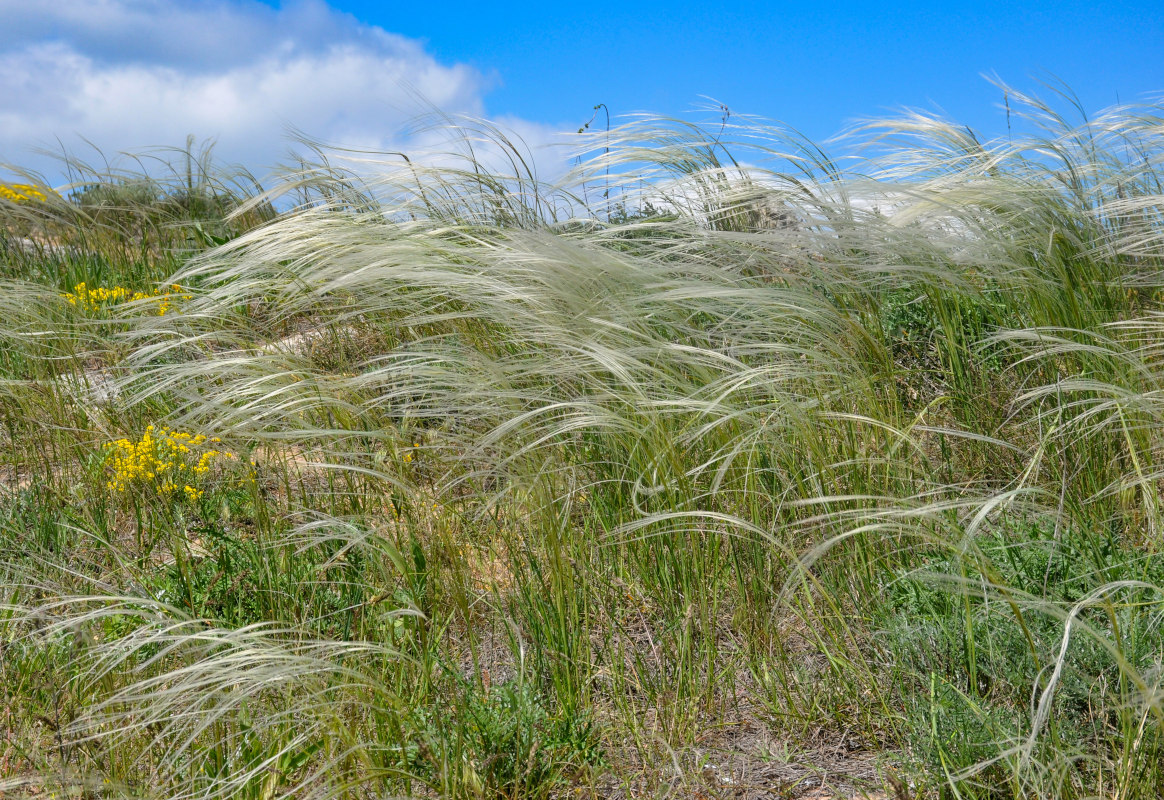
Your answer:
(0, 183), (48, 203)
(62, 282), (191, 315)
(105, 426), (233, 502)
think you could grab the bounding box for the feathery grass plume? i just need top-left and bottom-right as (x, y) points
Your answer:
(1, 585), (411, 800)
(1, 137), (275, 275)
(4, 88), (1164, 798)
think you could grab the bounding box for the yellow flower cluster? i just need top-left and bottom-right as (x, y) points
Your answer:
(105, 425), (235, 501)
(0, 183), (47, 203)
(63, 282), (192, 316)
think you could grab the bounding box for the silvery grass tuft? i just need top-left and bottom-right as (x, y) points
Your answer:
(2, 84), (1164, 799)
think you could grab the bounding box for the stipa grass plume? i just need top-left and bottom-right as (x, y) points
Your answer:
(137, 205), (898, 519)
(1, 587), (413, 800)
(1, 138), (276, 285)
(5, 89), (1164, 799)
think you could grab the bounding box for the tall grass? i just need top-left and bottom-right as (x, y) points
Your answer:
(3, 88), (1164, 799)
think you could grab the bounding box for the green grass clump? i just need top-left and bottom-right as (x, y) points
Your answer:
(3, 85), (1164, 799)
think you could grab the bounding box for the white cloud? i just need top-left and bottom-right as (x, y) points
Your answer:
(0, 0), (569, 186)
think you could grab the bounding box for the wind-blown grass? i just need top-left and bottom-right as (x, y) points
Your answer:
(3, 87), (1164, 799)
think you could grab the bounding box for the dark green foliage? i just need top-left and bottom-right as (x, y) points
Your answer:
(407, 679), (604, 799)
(877, 519), (1164, 798)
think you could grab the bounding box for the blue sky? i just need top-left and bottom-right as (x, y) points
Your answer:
(2, 0), (1161, 183)
(307, 0), (1163, 140)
